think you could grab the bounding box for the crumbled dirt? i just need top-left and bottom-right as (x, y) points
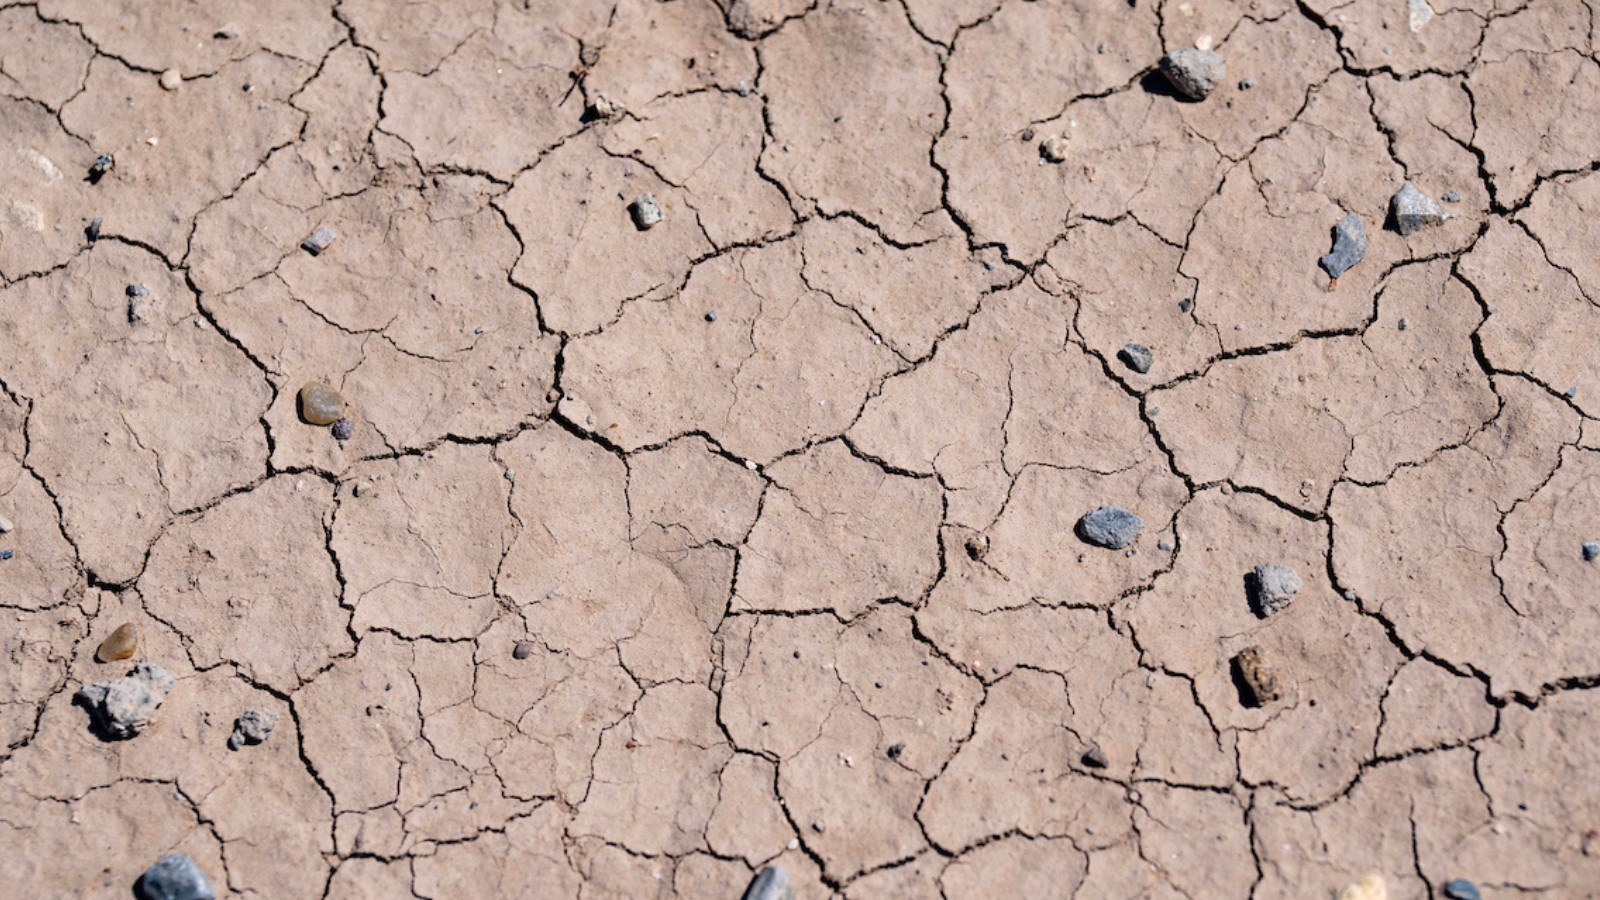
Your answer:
(1, 0), (1598, 897)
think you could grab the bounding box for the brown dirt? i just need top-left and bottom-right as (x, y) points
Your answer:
(1, 0), (1598, 897)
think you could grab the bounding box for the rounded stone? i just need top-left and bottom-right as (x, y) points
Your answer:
(96, 623), (139, 663)
(513, 641), (532, 660)
(1160, 49), (1226, 101)
(136, 853), (215, 900)
(1076, 506), (1143, 549)
(1443, 879), (1481, 900)
(299, 382), (346, 426)
(159, 69), (183, 91)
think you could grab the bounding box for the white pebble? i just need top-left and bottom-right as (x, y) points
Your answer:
(159, 68), (182, 91)
(0, 515), (12, 533)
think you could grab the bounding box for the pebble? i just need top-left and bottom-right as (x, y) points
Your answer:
(331, 418), (354, 441)
(740, 866), (795, 900)
(513, 641), (532, 660)
(706, 310), (718, 322)
(886, 742), (905, 759)
(86, 217), (102, 240)
(628, 193), (664, 231)
(299, 382), (346, 426)
(89, 153), (114, 182)
(96, 623), (139, 663)
(301, 225), (336, 255)
(1156, 538), (1174, 552)
(159, 68), (183, 91)
(136, 853), (215, 900)
(1247, 563), (1302, 617)
(1076, 506), (1143, 550)
(1232, 646), (1280, 707)
(1442, 189), (1462, 203)
(0, 550), (11, 561)
(1582, 541), (1599, 562)
(1119, 342), (1154, 374)
(0, 515), (11, 533)
(1390, 182), (1448, 236)
(74, 662), (177, 739)
(227, 708), (278, 750)
(1160, 48), (1227, 100)
(1081, 744), (1108, 768)
(1039, 134), (1070, 163)
(1443, 879), (1481, 900)
(1337, 873), (1387, 900)
(1239, 77), (1256, 90)
(127, 284), (153, 323)
(1320, 213), (1369, 279)
(1178, 298), (1193, 313)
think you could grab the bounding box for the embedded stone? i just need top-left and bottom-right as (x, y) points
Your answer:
(95, 623), (139, 663)
(299, 382), (346, 426)
(1119, 343), (1153, 374)
(1231, 646), (1280, 707)
(74, 662), (177, 739)
(301, 225), (336, 255)
(1320, 213), (1368, 279)
(1247, 563), (1302, 617)
(1076, 506), (1143, 549)
(628, 193), (664, 230)
(1039, 134), (1069, 163)
(1160, 48), (1227, 100)
(1391, 182), (1448, 236)
(1582, 540), (1598, 562)
(228, 708), (279, 750)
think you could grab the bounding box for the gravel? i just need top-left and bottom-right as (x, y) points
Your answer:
(1443, 879), (1481, 900)
(1119, 343), (1153, 374)
(228, 708), (279, 750)
(135, 854), (215, 900)
(1160, 48), (1227, 100)
(1247, 563), (1302, 617)
(89, 153), (113, 182)
(159, 68), (183, 91)
(628, 193), (664, 231)
(74, 663), (177, 740)
(1320, 213), (1369, 279)
(1040, 134), (1070, 163)
(1391, 182), (1448, 235)
(1076, 506), (1143, 549)
(1081, 744), (1109, 768)
(1442, 189), (1462, 203)
(0, 515), (12, 533)
(86, 217), (102, 240)
(301, 225), (336, 255)
(741, 867), (796, 900)
(513, 641), (533, 660)
(1583, 541), (1600, 562)
(331, 418), (354, 442)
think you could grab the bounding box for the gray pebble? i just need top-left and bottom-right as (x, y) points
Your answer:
(1156, 538), (1174, 552)
(74, 663), (177, 739)
(513, 641), (533, 660)
(1160, 48), (1227, 101)
(89, 153), (113, 182)
(301, 225), (336, 255)
(0, 549), (12, 560)
(1247, 563), (1302, 617)
(1583, 541), (1599, 562)
(1443, 879), (1481, 900)
(1319, 213), (1369, 279)
(1077, 506), (1143, 550)
(86, 217), (102, 241)
(741, 866), (796, 900)
(1119, 342), (1153, 374)
(1565, 386), (1577, 398)
(331, 418), (354, 441)
(1178, 298), (1193, 313)
(1238, 77), (1256, 90)
(227, 708), (278, 750)
(1442, 190), (1462, 203)
(1081, 744), (1108, 768)
(629, 193), (664, 230)
(1391, 182), (1448, 236)
(127, 283), (150, 298)
(136, 854), (215, 900)
(127, 284), (153, 323)
(706, 310), (718, 322)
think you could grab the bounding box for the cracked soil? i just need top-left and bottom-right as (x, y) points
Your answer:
(2, 0), (1599, 896)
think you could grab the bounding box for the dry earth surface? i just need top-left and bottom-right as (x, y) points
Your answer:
(1, 0), (1598, 897)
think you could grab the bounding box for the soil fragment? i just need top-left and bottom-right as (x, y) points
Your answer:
(1320, 213), (1368, 279)
(1077, 506), (1143, 549)
(96, 623), (139, 663)
(136, 853), (215, 900)
(1160, 49), (1226, 100)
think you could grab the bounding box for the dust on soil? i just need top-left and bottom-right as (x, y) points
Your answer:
(2, 0), (1599, 897)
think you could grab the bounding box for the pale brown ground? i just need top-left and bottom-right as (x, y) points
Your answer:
(1, 0), (1599, 897)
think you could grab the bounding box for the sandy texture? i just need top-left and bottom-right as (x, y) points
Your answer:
(1, 0), (1598, 897)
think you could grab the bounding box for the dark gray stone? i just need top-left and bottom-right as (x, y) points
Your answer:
(331, 418), (354, 441)
(1238, 77), (1256, 90)
(741, 866), (795, 900)
(1583, 541), (1600, 562)
(136, 854), (215, 900)
(86, 217), (102, 241)
(1119, 343), (1153, 374)
(301, 225), (336, 255)
(1081, 744), (1108, 768)
(513, 641), (533, 660)
(1442, 189), (1462, 203)
(227, 708), (278, 750)
(73, 663), (177, 740)
(89, 153), (113, 182)
(1319, 213), (1368, 279)
(628, 193), (664, 231)
(1247, 563), (1302, 617)
(1391, 182), (1448, 235)
(1443, 880), (1481, 900)
(1077, 506), (1143, 550)
(1160, 49), (1227, 100)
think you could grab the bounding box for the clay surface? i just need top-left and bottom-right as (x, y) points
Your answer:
(2, 0), (1598, 897)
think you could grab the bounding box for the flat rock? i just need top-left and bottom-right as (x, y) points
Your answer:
(1391, 181), (1448, 235)
(1076, 506), (1143, 549)
(1320, 213), (1369, 279)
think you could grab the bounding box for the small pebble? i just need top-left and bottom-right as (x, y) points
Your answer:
(86, 217), (103, 240)
(227, 708), (278, 750)
(1442, 190), (1462, 203)
(0, 515), (12, 533)
(1320, 213), (1369, 280)
(1443, 879), (1481, 900)
(88, 153), (113, 182)
(706, 310), (718, 322)
(1564, 386), (1577, 398)
(1020, 128), (1035, 142)
(298, 382), (346, 426)
(1156, 538), (1174, 552)
(1081, 744), (1108, 768)
(1076, 506), (1143, 550)
(1160, 48), (1227, 100)
(1238, 77), (1256, 90)
(74, 662), (176, 739)
(159, 68), (183, 91)
(1177, 298), (1193, 313)
(628, 193), (664, 230)
(96, 623), (139, 663)
(0, 549), (12, 561)
(1039, 134), (1070, 163)
(136, 853), (215, 900)
(513, 641), (532, 660)
(1582, 541), (1599, 562)
(741, 866), (796, 900)
(1232, 646), (1281, 707)
(301, 225), (336, 255)
(1390, 182), (1448, 235)
(1337, 874), (1387, 900)
(886, 742), (905, 759)
(1247, 563), (1302, 617)
(331, 418), (354, 442)
(1119, 343), (1153, 374)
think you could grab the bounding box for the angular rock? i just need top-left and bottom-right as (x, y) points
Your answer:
(1582, 540), (1599, 562)
(1081, 744), (1109, 769)
(74, 663), (177, 740)
(1039, 134), (1069, 163)
(1246, 563), (1302, 617)
(1231, 646), (1280, 707)
(1319, 213), (1368, 279)
(1390, 181), (1448, 236)
(330, 417), (354, 441)
(628, 193), (663, 231)
(1160, 48), (1227, 101)
(1076, 506), (1143, 549)
(301, 225), (336, 255)
(136, 853), (215, 900)
(741, 866), (795, 900)
(1443, 879), (1481, 900)
(1119, 343), (1154, 374)
(227, 708), (279, 750)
